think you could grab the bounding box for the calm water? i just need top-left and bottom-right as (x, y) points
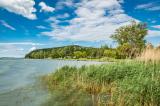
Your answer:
(0, 58), (102, 106)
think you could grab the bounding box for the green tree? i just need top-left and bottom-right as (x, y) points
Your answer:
(116, 43), (132, 59)
(101, 44), (109, 49)
(103, 49), (117, 58)
(74, 51), (86, 59)
(111, 21), (148, 58)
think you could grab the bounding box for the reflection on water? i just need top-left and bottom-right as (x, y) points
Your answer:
(0, 59), (102, 106)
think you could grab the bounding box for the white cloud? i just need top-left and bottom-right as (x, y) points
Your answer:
(39, 2), (55, 12)
(55, 0), (74, 9)
(148, 6), (160, 11)
(36, 25), (47, 29)
(136, 3), (153, 9)
(0, 20), (16, 30)
(0, 42), (44, 57)
(118, 0), (124, 3)
(41, 0), (138, 41)
(0, 42), (45, 46)
(148, 30), (160, 37)
(151, 20), (156, 24)
(135, 2), (160, 11)
(151, 25), (160, 29)
(0, 0), (37, 20)
(29, 47), (36, 52)
(56, 13), (70, 19)
(0, 44), (25, 57)
(17, 48), (24, 51)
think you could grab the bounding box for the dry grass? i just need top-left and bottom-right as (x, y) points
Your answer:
(138, 48), (160, 62)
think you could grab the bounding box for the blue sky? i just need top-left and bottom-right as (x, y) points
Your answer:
(0, 0), (160, 57)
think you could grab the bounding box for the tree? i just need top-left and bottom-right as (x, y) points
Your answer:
(101, 44), (109, 49)
(116, 43), (132, 59)
(103, 49), (117, 58)
(111, 21), (148, 58)
(74, 51), (87, 59)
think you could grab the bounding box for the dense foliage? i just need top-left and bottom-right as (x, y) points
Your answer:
(25, 45), (114, 59)
(111, 21), (148, 58)
(42, 61), (160, 106)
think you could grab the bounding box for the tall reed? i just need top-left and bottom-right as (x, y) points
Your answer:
(42, 61), (160, 106)
(138, 48), (160, 62)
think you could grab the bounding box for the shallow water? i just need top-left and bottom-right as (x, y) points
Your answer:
(0, 58), (102, 106)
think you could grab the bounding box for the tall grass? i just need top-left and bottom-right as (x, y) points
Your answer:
(138, 48), (160, 62)
(42, 61), (160, 106)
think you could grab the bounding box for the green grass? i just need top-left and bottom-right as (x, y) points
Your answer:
(42, 61), (160, 106)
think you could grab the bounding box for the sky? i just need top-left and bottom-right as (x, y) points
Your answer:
(0, 0), (160, 57)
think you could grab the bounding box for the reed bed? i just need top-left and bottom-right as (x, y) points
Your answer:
(42, 61), (160, 106)
(138, 48), (160, 62)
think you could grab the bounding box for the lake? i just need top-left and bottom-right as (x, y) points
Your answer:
(0, 58), (102, 106)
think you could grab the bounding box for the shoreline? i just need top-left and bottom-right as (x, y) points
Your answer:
(24, 57), (119, 62)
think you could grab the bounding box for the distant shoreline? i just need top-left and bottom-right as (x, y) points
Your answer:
(0, 57), (110, 63)
(24, 57), (118, 62)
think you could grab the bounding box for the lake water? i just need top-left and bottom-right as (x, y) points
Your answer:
(0, 58), (102, 106)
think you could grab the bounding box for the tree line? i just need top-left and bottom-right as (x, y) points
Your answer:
(25, 45), (114, 59)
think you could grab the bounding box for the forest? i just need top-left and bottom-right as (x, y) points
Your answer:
(25, 45), (116, 59)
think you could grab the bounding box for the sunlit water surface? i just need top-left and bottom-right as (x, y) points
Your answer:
(0, 58), (102, 106)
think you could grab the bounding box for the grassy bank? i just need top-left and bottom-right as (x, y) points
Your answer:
(57, 57), (119, 62)
(42, 61), (160, 106)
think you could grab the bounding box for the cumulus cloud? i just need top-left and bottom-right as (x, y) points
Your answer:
(135, 2), (160, 11)
(41, 0), (138, 41)
(0, 20), (16, 30)
(39, 2), (55, 12)
(0, 0), (37, 20)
